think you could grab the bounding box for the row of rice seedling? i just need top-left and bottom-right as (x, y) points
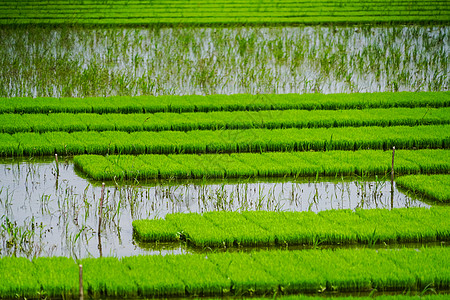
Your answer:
(0, 92), (448, 114)
(1, 248), (449, 297)
(1, 0), (448, 26)
(396, 174), (450, 202)
(1, 107), (449, 134)
(73, 149), (449, 181)
(1, 125), (449, 156)
(133, 206), (450, 246)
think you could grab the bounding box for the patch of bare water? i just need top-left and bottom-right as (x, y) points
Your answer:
(0, 158), (431, 259)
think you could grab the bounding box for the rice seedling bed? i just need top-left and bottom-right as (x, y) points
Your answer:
(396, 174), (450, 202)
(0, 248), (449, 298)
(1, 124), (448, 157)
(0, 92), (448, 114)
(1, 0), (448, 26)
(1, 106), (450, 134)
(73, 149), (449, 180)
(133, 206), (450, 246)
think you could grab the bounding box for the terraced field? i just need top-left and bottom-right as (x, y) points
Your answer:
(1, 1), (449, 299)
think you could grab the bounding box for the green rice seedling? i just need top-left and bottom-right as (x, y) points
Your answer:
(203, 211), (274, 246)
(77, 113), (115, 132)
(44, 97), (93, 113)
(165, 213), (230, 247)
(73, 155), (124, 181)
(70, 131), (111, 154)
(169, 154), (226, 178)
(132, 219), (178, 242)
(0, 114), (28, 134)
(399, 149), (450, 174)
(396, 175), (450, 202)
(336, 248), (416, 291)
(355, 209), (405, 243)
(203, 153), (258, 178)
(101, 131), (136, 155)
(231, 152), (291, 177)
(14, 132), (53, 156)
(107, 155), (158, 179)
(164, 254), (231, 296)
(0, 133), (20, 156)
(208, 251), (278, 295)
(142, 113), (182, 131)
(378, 247), (448, 290)
(251, 250), (325, 293)
(122, 255), (185, 297)
(33, 257), (78, 298)
(138, 154), (190, 179)
(105, 113), (145, 132)
(80, 257), (137, 297)
(384, 208), (439, 242)
(262, 152), (322, 177)
(0, 256), (40, 298)
(43, 131), (84, 155)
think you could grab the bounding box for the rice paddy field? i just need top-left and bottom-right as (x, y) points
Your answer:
(0, 1), (449, 299)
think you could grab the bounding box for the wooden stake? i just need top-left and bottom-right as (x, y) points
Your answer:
(391, 146), (395, 183)
(55, 153), (59, 176)
(79, 264), (84, 300)
(391, 146), (395, 209)
(98, 182), (105, 234)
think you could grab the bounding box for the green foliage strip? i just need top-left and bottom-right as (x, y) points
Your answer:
(133, 206), (450, 246)
(1, 107), (449, 134)
(1, 248), (449, 298)
(72, 149), (450, 180)
(0, 92), (448, 114)
(396, 174), (450, 202)
(0, 124), (449, 157)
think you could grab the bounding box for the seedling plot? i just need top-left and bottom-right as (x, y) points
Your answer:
(0, 257), (40, 298)
(3, 106), (449, 134)
(208, 251), (278, 295)
(80, 257), (137, 297)
(1, 248), (449, 297)
(122, 255), (185, 297)
(33, 257), (79, 298)
(203, 211), (275, 246)
(134, 207), (450, 246)
(164, 254), (231, 296)
(1, 93), (448, 114)
(396, 174), (450, 202)
(251, 250), (325, 293)
(74, 149), (450, 180)
(165, 212), (233, 247)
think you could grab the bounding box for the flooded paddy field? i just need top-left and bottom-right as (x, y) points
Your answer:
(0, 25), (448, 98)
(0, 157), (435, 259)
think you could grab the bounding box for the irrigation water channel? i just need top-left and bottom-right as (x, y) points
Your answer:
(0, 157), (435, 259)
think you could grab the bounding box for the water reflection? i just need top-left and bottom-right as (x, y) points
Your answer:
(0, 158), (430, 259)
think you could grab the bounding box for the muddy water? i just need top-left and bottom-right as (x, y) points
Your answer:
(0, 157), (433, 259)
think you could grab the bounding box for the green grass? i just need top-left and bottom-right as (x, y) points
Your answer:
(0, 248), (449, 298)
(133, 206), (450, 246)
(74, 149), (449, 180)
(396, 174), (450, 202)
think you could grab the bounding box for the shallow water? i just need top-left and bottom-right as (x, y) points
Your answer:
(0, 157), (432, 259)
(0, 25), (448, 97)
